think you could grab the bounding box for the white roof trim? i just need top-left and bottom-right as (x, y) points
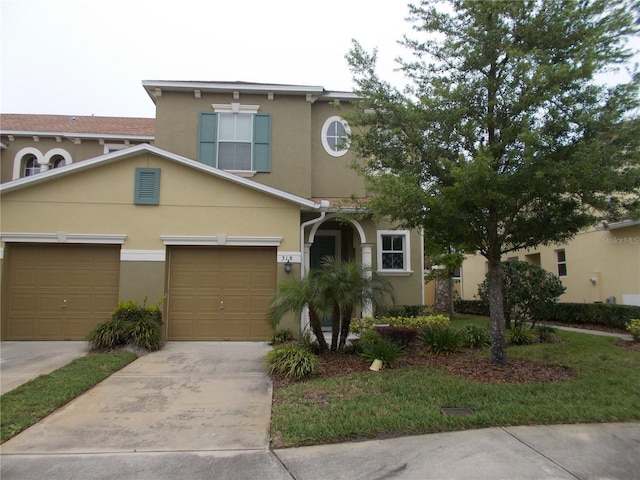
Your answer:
(1, 130), (154, 141)
(143, 80), (325, 95)
(0, 143), (321, 210)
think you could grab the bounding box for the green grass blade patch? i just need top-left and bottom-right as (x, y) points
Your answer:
(1, 351), (137, 443)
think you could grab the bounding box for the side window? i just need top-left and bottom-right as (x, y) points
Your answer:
(377, 230), (411, 274)
(556, 249), (567, 277)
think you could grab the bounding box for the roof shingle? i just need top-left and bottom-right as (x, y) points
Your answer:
(0, 114), (155, 136)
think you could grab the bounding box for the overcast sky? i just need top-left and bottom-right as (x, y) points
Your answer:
(1, 0), (638, 119)
(0, 0), (410, 118)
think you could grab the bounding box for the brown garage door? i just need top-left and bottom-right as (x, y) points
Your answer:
(166, 246), (276, 341)
(1, 243), (120, 340)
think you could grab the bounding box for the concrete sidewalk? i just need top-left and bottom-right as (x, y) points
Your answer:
(3, 423), (639, 479)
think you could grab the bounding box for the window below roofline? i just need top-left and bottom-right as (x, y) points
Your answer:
(321, 115), (351, 157)
(376, 229), (413, 275)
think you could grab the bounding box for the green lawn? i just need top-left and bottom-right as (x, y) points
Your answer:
(270, 322), (640, 448)
(0, 351), (137, 443)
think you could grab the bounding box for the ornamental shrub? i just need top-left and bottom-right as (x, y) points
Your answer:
(359, 336), (405, 367)
(420, 326), (463, 355)
(264, 344), (321, 380)
(88, 299), (163, 351)
(478, 260), (565, 327)
(374, 326), (418, 348)
(269, 329), (295, 345)
(350, 314), (449, 334)
(507, 324), (537, 346)
(626, 319), (640, 342)
(461, 324), (491, 349)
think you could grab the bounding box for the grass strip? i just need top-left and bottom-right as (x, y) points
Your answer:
(271, 329), (640, 448)
(1, 351), (137, 443)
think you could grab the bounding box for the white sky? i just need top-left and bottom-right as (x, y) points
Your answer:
(0, 0), (411, 118)
(1, 0), (638, 119)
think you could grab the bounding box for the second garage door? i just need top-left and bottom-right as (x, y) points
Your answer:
(166, 246), (276, 341)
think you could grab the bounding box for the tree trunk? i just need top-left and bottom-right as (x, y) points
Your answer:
(309, 309), (329, 352)
(330, 306), (340, 351)
(338, 305), (354, 351)
(448, 275), (455, 321)
(487, 257), (507, 365)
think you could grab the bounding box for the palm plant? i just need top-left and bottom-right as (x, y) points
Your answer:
(267, 271), (331, 352)
(317, 257), (394, 351)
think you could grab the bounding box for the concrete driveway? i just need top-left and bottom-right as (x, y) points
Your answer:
(1, 341), (89, 395)
(1, 342), (273, 453)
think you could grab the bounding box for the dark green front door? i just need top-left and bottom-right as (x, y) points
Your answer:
(310, 235), (336, 328)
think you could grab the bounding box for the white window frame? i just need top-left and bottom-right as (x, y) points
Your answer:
(556, 249), (567, 277)
(212, 103), (260, 173)
(376, 230), (412, 275)
(321, 116), (351, 157)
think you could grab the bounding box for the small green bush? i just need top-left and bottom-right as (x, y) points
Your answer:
(350, 314), (449, 334)
(269, 329), (295, 345)
(88, 299), (163, 351)
(507, 324), (537, 346)
(264, 345), (321, 380)
(87, 320), (128, 350)
(454, 299), (490, 316)
(626, 319), (640, 342)
(376, 305), (432, 317)
(535, 324), (557, 343)
(298, 331), (321, 354)
(420, 326), (463, 354)
(461, 324), (491, 349)
(359, 336), (405, 367)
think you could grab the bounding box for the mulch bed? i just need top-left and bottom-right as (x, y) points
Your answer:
(270, 344), (580, 390)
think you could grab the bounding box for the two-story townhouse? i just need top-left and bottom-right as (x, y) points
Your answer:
(0, 81), (425, 341)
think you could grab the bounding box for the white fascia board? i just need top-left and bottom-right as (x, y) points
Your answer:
(1, 130), (154, 142)
(321, 91), (361, 101)
(0, 143), (322, 210)
(142, 80), (326, 96)
(0, 232), (126, 244)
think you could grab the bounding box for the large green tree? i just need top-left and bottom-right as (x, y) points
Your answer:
(345, 0), (640, 364)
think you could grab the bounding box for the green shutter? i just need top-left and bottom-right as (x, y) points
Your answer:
(134, 168), (161, 205)
(253, 114), (271, 172)
(198, 112), (217, 167)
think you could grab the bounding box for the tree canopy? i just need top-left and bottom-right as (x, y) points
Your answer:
(345, 0), (640, 364)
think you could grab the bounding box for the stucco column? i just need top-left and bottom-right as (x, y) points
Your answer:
(303, 243), (311, 278)
(361, 243), (374, 317)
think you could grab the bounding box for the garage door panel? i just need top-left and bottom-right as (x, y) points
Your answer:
(2, 244), (120, 340)
(167, 246), (275, 341)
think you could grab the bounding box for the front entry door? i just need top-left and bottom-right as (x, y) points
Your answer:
(310, 234), (339, 328)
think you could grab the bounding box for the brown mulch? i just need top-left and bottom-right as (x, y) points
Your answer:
(270, 344), (579, 390)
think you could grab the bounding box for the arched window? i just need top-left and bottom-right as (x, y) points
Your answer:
(23, 155), (40, 176)
(51, 154), (66, 168)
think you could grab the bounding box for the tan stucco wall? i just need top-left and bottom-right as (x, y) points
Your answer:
(153, 91), (314, 198)
(461, 225), (640, 305)
(1, 153), (302, 251)
(119, 261), (166, 307)
(310, 102), (367, 199)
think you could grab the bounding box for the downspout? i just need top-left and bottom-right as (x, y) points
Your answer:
(300, 200), (330, 278)
(298, 199), (329, 334)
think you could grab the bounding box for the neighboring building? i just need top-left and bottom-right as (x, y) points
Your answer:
(460, 221), (640, 306)
(0, 114), (155, 183)
(0, 81), (424, 341)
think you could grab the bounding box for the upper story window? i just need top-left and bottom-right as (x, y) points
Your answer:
(51, 154), (66, 168)
(377, 230), (412, 275)
(198, 104), (271, 174)
(321, 116), (350, 157)
(24, 154), (40, 176)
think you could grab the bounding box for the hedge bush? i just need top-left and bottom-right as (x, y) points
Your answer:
(374, 326), (418, 348)
(454, 299), (490, 316)
(533, 302), (640, 329)
(350, 314), (450, 334)
(376, 305), (433, 318)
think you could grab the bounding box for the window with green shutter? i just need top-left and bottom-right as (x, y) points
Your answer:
(198, 112), (271, 172)
(134, 168), (161, 205)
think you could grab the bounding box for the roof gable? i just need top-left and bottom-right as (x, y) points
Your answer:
(0, 144), (322, 210)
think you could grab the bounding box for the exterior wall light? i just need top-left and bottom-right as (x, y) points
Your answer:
(284, 260), (292, 274)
